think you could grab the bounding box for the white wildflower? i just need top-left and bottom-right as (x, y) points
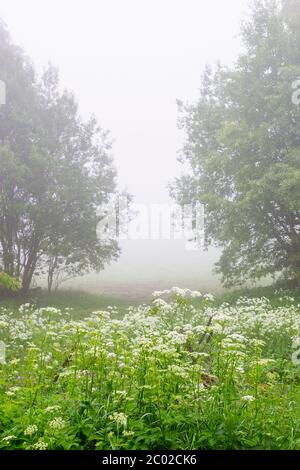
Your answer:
(48, 417), (66, 430)
(242, 395), (255, 402)
(109, 412), (128, 427)
(24, 425), (38, 436)
(33, 439), (48, 450)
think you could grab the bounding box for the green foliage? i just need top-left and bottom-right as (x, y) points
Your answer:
(213, 282), (300, 307)
(171, 0), (300, 286)
(0, 272), (21, 292)
(0, 290), (300, 450)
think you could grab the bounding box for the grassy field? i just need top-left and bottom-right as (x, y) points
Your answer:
(0, 290), (138, 320)
(0, 285), (300, 450)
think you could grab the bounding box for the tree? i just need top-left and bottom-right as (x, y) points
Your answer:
(0, 21), (120, 294)
(171, 0), (300, 287)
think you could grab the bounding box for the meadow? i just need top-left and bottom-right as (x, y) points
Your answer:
(0, 286), (300, 450)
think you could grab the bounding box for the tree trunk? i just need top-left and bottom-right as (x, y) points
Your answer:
(47, 255), (58, 292)
(21, 241), (40, 296)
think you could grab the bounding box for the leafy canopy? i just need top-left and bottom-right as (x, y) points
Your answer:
(171, 0), (300, 286)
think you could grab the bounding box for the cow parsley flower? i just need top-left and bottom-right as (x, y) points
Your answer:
(24, 425), (38, 436)
(33, 439), (48, 450)
(48, 417), (66, 430)
(242, 395), (255, 402)
(2, 435), (16, 443)
(109, 412), (128, 427)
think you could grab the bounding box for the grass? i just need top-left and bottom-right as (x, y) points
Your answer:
(0, 286), (300, 450)
(209, 282), (300, 307)
(0, 289), (137, 320)
(1, 281), (299, 319)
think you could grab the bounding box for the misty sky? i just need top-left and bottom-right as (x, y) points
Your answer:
(0, 0), (251, 295)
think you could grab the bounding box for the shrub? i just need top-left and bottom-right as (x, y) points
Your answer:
(0, 272), (21, 293)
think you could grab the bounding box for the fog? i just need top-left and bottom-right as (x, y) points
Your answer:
(0, 0), (250, 298)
